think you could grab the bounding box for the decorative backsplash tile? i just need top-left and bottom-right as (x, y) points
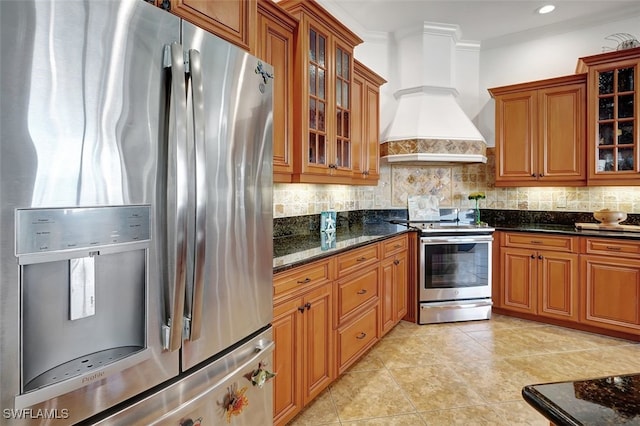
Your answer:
(274, 149), (640, 218)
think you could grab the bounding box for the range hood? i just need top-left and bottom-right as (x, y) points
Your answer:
(381, 23), (487, 164)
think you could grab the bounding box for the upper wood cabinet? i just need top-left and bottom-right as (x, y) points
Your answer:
(257, 0), (297, 183)
(158, 0), (256, 52)
(489, 74), (587, 187)
(352, 60), (386, 185)
(576, 47), (640, 185)
(279, 0), (363, 184)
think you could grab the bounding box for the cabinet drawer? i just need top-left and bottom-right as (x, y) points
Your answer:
(503, 232), (576, 252)
(382, 234), (408, 258)
(273, 258), (334, 298)
(336, 244), (379, 277)
(581, 238), (640, 258)
(336, 305), (378, 374)
(335, 267), (378, 325)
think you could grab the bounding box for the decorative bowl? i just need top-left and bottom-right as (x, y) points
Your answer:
(593, 209), (627, 225)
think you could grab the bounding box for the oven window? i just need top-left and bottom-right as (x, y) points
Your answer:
(424, 242), (489, 289)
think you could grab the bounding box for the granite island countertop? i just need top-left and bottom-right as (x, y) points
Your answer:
(522, 373), (640, 425)
(273, 223), (410, 273)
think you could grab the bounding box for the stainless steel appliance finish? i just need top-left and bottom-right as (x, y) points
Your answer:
(419, 234), (493, 324)
(1, 1), (273, 424)
(394, 208), (494, 324)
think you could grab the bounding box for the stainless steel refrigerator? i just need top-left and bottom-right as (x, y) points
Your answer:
(0, 1), (274, 424)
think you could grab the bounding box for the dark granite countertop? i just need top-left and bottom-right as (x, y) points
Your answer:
(494, 223), (640, 240)
(522, 373), (640, 425)
(273, 223), (410, 273)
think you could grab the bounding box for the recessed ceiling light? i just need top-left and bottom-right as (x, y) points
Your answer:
(537, 4), (556, 14)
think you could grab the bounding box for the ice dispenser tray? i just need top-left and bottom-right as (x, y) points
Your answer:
(15, 206), (151, 407)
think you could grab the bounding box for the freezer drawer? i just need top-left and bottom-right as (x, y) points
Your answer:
(94, 328), (274, 425)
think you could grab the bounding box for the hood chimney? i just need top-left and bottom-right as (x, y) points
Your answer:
(381, 23), (487, 164)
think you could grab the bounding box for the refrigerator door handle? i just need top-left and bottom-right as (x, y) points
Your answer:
(163, 42), (188, 352)
(187, 48), (207, 342)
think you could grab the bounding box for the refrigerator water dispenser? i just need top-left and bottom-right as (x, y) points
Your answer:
(15, 206), (152, 407)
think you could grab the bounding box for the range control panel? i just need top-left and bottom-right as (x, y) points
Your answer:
(15, 205), (151, 255)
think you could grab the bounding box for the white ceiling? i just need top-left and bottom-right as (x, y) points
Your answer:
(322, 0), (640, 45)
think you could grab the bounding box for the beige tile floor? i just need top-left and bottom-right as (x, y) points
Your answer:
(287, 314), (640, 425)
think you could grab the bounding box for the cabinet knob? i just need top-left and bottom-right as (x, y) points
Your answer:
(305, 302), (311, 310)
(298, 305), (305, 313)
(539, 173), (544, 177)
(530, 254), (536, 259)
(531, 173), (537, 177)
(393, 259), (400, 265)
(538, 255), (543, 260)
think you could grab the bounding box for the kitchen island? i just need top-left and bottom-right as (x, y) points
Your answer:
(523, 373), (640, 425)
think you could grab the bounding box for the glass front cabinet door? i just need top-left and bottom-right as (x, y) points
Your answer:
(280, 0), (363, 183)
(580, 47), (640, 184)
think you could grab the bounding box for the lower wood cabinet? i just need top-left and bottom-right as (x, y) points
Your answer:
(501, 234), (579, 321)
(580, 237), (640, 334)
(380, 248), (408, 336)
(580, 255), (640, 333)
(272, 282), (334, 426)
(497, 232), (640, 339)
(273, 233), (410, 424)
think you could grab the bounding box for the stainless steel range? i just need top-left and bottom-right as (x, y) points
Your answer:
(394, 208), (495, 324)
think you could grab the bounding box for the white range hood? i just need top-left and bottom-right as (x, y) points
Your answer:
(381, 23), (487, 164)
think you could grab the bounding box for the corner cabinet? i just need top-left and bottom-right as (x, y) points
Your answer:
(257, 0), (297, 183)
(279, 0), (363, 184)
(577, 47), (640, 185)
(489, 74), (587, 187)
(157, 0), (256, 52)
(352, 60), (387, 185)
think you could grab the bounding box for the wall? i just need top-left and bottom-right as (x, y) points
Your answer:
(274, 151), (640, 218)
(274, 4), (640, 219)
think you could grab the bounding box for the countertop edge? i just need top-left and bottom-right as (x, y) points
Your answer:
(522, 386), (581, 426)
(273, 229), (413, 274)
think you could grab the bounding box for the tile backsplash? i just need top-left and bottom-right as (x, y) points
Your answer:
(273, 150), (640, 218)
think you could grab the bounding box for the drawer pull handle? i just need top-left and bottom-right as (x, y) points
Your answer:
(356, 332), (367, 340)
(297, 277), (311, 284)
(606, 246), (622, 251)
(356, 257), (367, 262)
(357, 289), (367, 295)
(530, 240), (543, 244)
(394, 244), (402, 248)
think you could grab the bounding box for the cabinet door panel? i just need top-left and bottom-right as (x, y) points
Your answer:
(380, 260), (394, 335)
(538, 251), (579, 321)
(581, 256), (640, 332)
(302, 284), (334, 404)
(502, 247), (536, 314)
(273, 298), (303, 425)
(495, 91), (536, 182)
(539, 84), (585, 180)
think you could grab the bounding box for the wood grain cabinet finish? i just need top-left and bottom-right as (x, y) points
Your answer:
(279, 0), (363, 183)
(158, 0), (256, 52)
(380, 235), (409, 336)
(489, 74), (587, 187)
(257, 0), (297, 183)
(500, 233), (579, 321)
(580, 238), (640, 334)
(577, 47), (640, 185)
(273, 269), (334, 426)
(352, 60), (386, 185)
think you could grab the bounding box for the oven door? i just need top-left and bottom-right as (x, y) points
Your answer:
(419, 235), (493, 302)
